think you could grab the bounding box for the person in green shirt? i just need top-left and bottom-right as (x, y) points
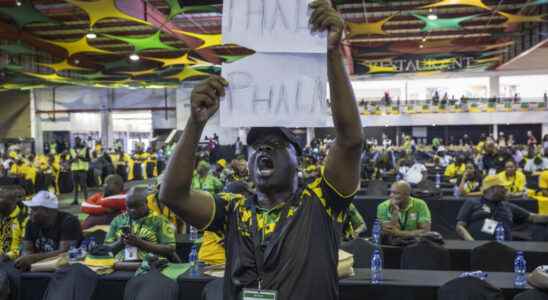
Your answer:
(376, 181), (431, 238)
(105, 186), (176, 262)
(191, 161), (223, 195)
(342, 203), (366, 241)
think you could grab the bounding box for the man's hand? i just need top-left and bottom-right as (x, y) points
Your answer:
(190, 76), (228, 124)
(15, 255), (38, 271)
(122, 234), (143, 248)
(309, 0), (344, 51)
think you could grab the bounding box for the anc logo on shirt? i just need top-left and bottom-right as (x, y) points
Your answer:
(162, 222), (175, 237)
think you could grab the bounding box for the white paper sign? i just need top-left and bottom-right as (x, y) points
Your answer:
(222, 0), (327, 53)
(220, 53), (328, 127)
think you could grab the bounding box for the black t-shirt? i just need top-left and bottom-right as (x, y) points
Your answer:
(206, 175), (354, 300)
(24, 211), (83, 253)
(456, 198), (530, 241)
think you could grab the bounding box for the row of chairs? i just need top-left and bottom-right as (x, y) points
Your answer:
(341, 239), (520, 272)
(440, 277), (548, 300)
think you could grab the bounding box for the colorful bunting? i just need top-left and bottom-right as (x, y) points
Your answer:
(120, 68), (158, 77)
(173, 30), (222, 50)
(145, 52), (196, 68)
(103, 31), (178, 53)
(24, 72), (71, 83)
(413, 14), (478, 32)
(164, 0), (218, 20)
(346, 15), (395, 37)
(45, 36), (112, 57)
(498, 11), (547, 26)
(421, 0), (490, 10)
(166, 66), (209, 81)
(65, 0), (150, 29)
(0, 0), (55, 27)
(38, 59), (90, 72)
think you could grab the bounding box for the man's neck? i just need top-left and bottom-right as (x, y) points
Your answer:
(256, 187), (298, 210)
(398, 198), (410, 210)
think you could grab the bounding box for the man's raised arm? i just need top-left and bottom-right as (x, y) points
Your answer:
(310, 0), (364, 196)
(160, 76), (228, 229)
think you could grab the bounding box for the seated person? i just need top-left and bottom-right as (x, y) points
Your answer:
(105, 186), (176, 262)
(457, 162), (482, 196)
(376, 181), (432, 238)
(0, 186), (28, 263)
(444, 155), (466, 183)
(81, 174), (126, 230)
(398, 159), (427, 185)
(192, 161), (223, 195)
(456, 176), (548, 241)
(529, 171), (548, 208)
(497, 160), (526, 197)
(15, 191), (83, 271)
(342, 203), (366, 241)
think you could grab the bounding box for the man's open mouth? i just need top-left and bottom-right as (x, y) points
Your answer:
(257, 155), (275, 177)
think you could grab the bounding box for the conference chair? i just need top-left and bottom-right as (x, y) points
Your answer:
(514, 289), (548, 300)
(340, 238), (382, 268)
(400, 240), (451, 270)
(470, 241), (517, 272)
(365, 179), (388, 196)
(202, 278), (224, 300)
(437, 277), (504, 300)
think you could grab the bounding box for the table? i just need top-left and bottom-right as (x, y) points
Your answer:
(19, 268), (533, 300)
(381, 240), (548, 272)
(353, 195), (539, 239)
(178, 269), (531, 300)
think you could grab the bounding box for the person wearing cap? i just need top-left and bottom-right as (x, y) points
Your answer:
(0, 185), (28, 263)
(15, 191), (83, 271)
(377, 181), (432, 238)
(455, 175), (548, 241)
(160, 1), (363, 298)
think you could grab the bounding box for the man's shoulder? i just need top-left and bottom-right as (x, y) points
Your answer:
(377, 199), (391, 209)
(410, 197), (430, 209)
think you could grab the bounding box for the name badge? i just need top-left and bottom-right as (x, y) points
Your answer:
(124, 246), (138, 261)
(481, 205), (491, 214)
(481, 218), (499, 235)
(488, 169), (497, 176)
(242, 289), (277, 300)
(409, 213), (417, 221)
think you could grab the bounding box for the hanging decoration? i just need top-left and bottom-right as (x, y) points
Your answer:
(421, 0), (490, 10)
(65, 0), (150, 29)
(44, 36), (113, 57)
(173, 30), (222, 50)
(412, 14), (478, 32)
(498, 11), (547, 26)
(38, 59), (90, 72)
(24, 72), (72, 83)
(77, 71), (126, 80)
(0, 0), (55, 28)
(346, 15), (395, 37)
(0, 42), (38, 56)
(166, 66), (209, 81)
(363, 64), (397, 74)
(145, 52), (195, 68)
(103, 31), (178, 53)
(120, 68), (158, 77)
(220, 55), (249, 63)
(164, 0), (218, 20)
(524, 0), (548, 6)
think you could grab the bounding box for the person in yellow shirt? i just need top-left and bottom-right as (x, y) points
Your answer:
(529, 171), (548, 214)
(0, 185), (28, 262)
(444, 156), (466, 183)
(458, 162), (482, 196)
(497, 160), (526, 196)
(70, 141), (90, 205)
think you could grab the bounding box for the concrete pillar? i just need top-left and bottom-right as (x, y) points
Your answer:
(492, 124), (498, 141)
(489, 75), (500, 98)
(306, 128), (315, 147)
(100, 90), (113, 149)
(30, 90), (43, 154)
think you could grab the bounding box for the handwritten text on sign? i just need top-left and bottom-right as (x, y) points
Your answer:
(220, 53), (328, 127)
(222, 0), (326, 53)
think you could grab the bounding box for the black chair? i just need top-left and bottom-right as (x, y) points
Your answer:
(514, 289), (548, 300)
(202, 278), (223, 300)
(365, 180), (388, 196)
(400, 240), (451, 270)
(340, 238), (382, 268)
(437, 277), (504, 300)
(470, 241), (517, 272)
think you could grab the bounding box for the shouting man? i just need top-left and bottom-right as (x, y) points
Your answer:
(161, 1), (363, 299)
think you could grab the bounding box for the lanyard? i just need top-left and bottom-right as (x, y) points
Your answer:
(250, 188), (301, 289)
(398, 210), (410, 230)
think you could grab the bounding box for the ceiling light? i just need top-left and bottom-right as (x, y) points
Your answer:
(15, 1), (22, 6)
(422, 37), (427, 42)
(427, 14), (438, 20)
(129, 54), (140, 61)
(74, 59), (80, 65)
(86, 32), (97, 39)
(419, 44), (424, 48)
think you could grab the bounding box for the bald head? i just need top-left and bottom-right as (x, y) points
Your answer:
(389, 180), (411, 205)
(126, 186), (148, 219)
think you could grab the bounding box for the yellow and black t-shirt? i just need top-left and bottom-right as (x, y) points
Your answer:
(0, 206), (27, 260)
(205, 171), (356, 300)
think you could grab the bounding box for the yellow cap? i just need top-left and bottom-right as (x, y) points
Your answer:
(217, 159), (227, 169)
(540, 171), (548, 189)
(481, 175), (506, 192)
